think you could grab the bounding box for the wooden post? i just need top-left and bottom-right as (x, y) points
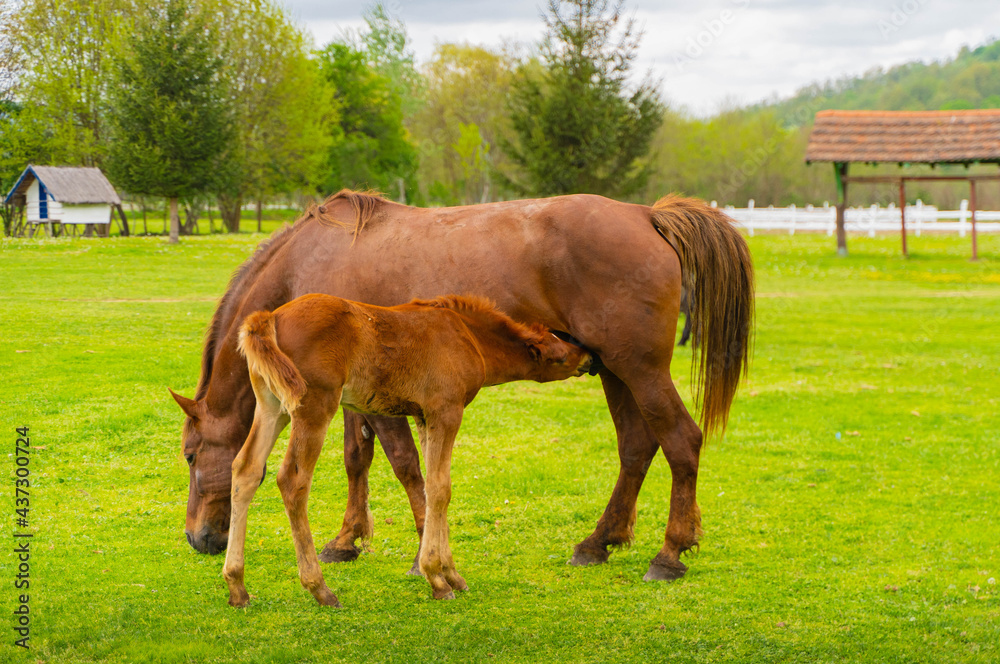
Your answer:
(834, 162), (849, 256)
(898, 178), (908, 257)
(970, 179), (978, 261)
(169, 197), (180, 244)
(256, 200), (262, 233)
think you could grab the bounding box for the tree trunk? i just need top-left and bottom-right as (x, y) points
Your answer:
(256, 199), (262, 233)
(219, 195), (242, 233)
(169, 197), (180, 244)
(182, 200), (201, 235)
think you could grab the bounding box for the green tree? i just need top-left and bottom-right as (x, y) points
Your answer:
(11, 0), (136, 167)
(356, 2), (423, 119)
(502, 0), (662, 198)
(106, 0), (232, 244)
(317, 41), (418, 199)
(205, 0), (333, 233)
(412, 43), (516, 204)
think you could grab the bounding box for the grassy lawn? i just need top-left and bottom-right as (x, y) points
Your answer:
(1, 231), (998, 663)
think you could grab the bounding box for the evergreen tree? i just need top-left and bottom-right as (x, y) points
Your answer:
(106, 0), (232, 243)
(502, 0), (662, 198)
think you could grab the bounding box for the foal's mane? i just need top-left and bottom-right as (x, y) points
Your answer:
(413, 295), (549, 346)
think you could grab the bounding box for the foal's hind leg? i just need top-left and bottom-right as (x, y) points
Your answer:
(570, 371), (660, 566)
(277, 395), (341, 607)
(223, 389), (289, 607)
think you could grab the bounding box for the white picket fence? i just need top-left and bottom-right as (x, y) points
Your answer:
(717, 200), (1000, 236)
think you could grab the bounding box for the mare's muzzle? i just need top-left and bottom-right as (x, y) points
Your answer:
(186, 526), (228, 555)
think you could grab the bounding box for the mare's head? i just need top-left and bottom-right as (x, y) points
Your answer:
(171, 389), (243, 555)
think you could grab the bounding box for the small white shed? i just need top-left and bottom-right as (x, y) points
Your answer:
(4, 165), (127, 237)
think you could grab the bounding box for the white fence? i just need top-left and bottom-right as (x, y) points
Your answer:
(719, 200), (1000, 236)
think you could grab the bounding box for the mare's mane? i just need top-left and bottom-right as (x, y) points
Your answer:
(194, 189), (395, 400)
(307, 189), (392, 238)
(412, 295), (550, 347)
(195, 223), (299, 399)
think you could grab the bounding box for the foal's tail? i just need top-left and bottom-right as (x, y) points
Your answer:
(651, 195), (755, 437)
(238, 311), (307, 413)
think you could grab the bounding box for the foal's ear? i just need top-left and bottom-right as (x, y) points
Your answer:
(169, 389), (202, 421)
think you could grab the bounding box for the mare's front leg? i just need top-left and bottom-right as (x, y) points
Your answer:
(222, 392), (289, 607)
(416, 410), (468, 599)
(319, 410), (375, 563)
(319, 413), (427, 575)
(277, 394), (341, 607)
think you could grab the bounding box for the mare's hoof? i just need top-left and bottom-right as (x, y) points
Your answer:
(318, 543), (360, 564)
(643, 559), (687, 581)
(433, 589), (456, 600)
(568, 545), (610, 567)
(406, 559), (423, 576)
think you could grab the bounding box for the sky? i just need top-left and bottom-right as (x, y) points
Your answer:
(282, 0), (1000, 116)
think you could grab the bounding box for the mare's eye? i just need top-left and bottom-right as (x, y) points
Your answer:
(184, 453), (195, 467)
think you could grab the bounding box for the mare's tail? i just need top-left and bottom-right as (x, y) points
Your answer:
(237, 311), (307, 413)
(650, 195), (755, 437)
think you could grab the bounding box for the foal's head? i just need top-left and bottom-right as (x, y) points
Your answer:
(524, 329), (594, 382)
(414, 295), (594, 382)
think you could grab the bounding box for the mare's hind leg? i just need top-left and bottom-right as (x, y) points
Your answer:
(277, 394), (341, 607)
(624, 371), (704, 581)
(223, 387), (289, 607)
(569, 371), (660, 566)
(318, 413), (427, 575)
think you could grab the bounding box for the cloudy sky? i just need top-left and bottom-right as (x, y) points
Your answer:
(282, 0), (1000, 115)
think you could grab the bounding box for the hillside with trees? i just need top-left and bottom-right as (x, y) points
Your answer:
(3, 0), (999, 238)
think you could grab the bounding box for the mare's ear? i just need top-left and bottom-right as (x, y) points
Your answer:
(169, 389), (202, 421)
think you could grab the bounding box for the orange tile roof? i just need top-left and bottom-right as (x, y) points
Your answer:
(805, 110), (1000, 164)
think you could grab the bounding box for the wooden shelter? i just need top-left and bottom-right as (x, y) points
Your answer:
(4, 165), (130, 237)
(806, 110), (1000, 259)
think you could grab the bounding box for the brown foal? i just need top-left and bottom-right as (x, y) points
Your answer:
(222, 293), (592, 607)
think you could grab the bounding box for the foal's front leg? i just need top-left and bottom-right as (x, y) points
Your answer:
(223, 397), (289, 607)
(277, 401), (341, 607)
(417, 409), (468, 600)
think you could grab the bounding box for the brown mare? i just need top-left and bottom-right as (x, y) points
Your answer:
(173, 191), (753, 582)
(224, 294), (592, 606)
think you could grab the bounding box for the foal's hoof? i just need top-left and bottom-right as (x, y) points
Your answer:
(228, 587), (250, 608)
(643, 559), (687, 581)
(318, 543), (360, 564)
(568, 544), (610, 567)
(316, 589), (342, 608)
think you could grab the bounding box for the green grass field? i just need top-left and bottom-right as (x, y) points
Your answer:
(1, 231), (998, 663)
